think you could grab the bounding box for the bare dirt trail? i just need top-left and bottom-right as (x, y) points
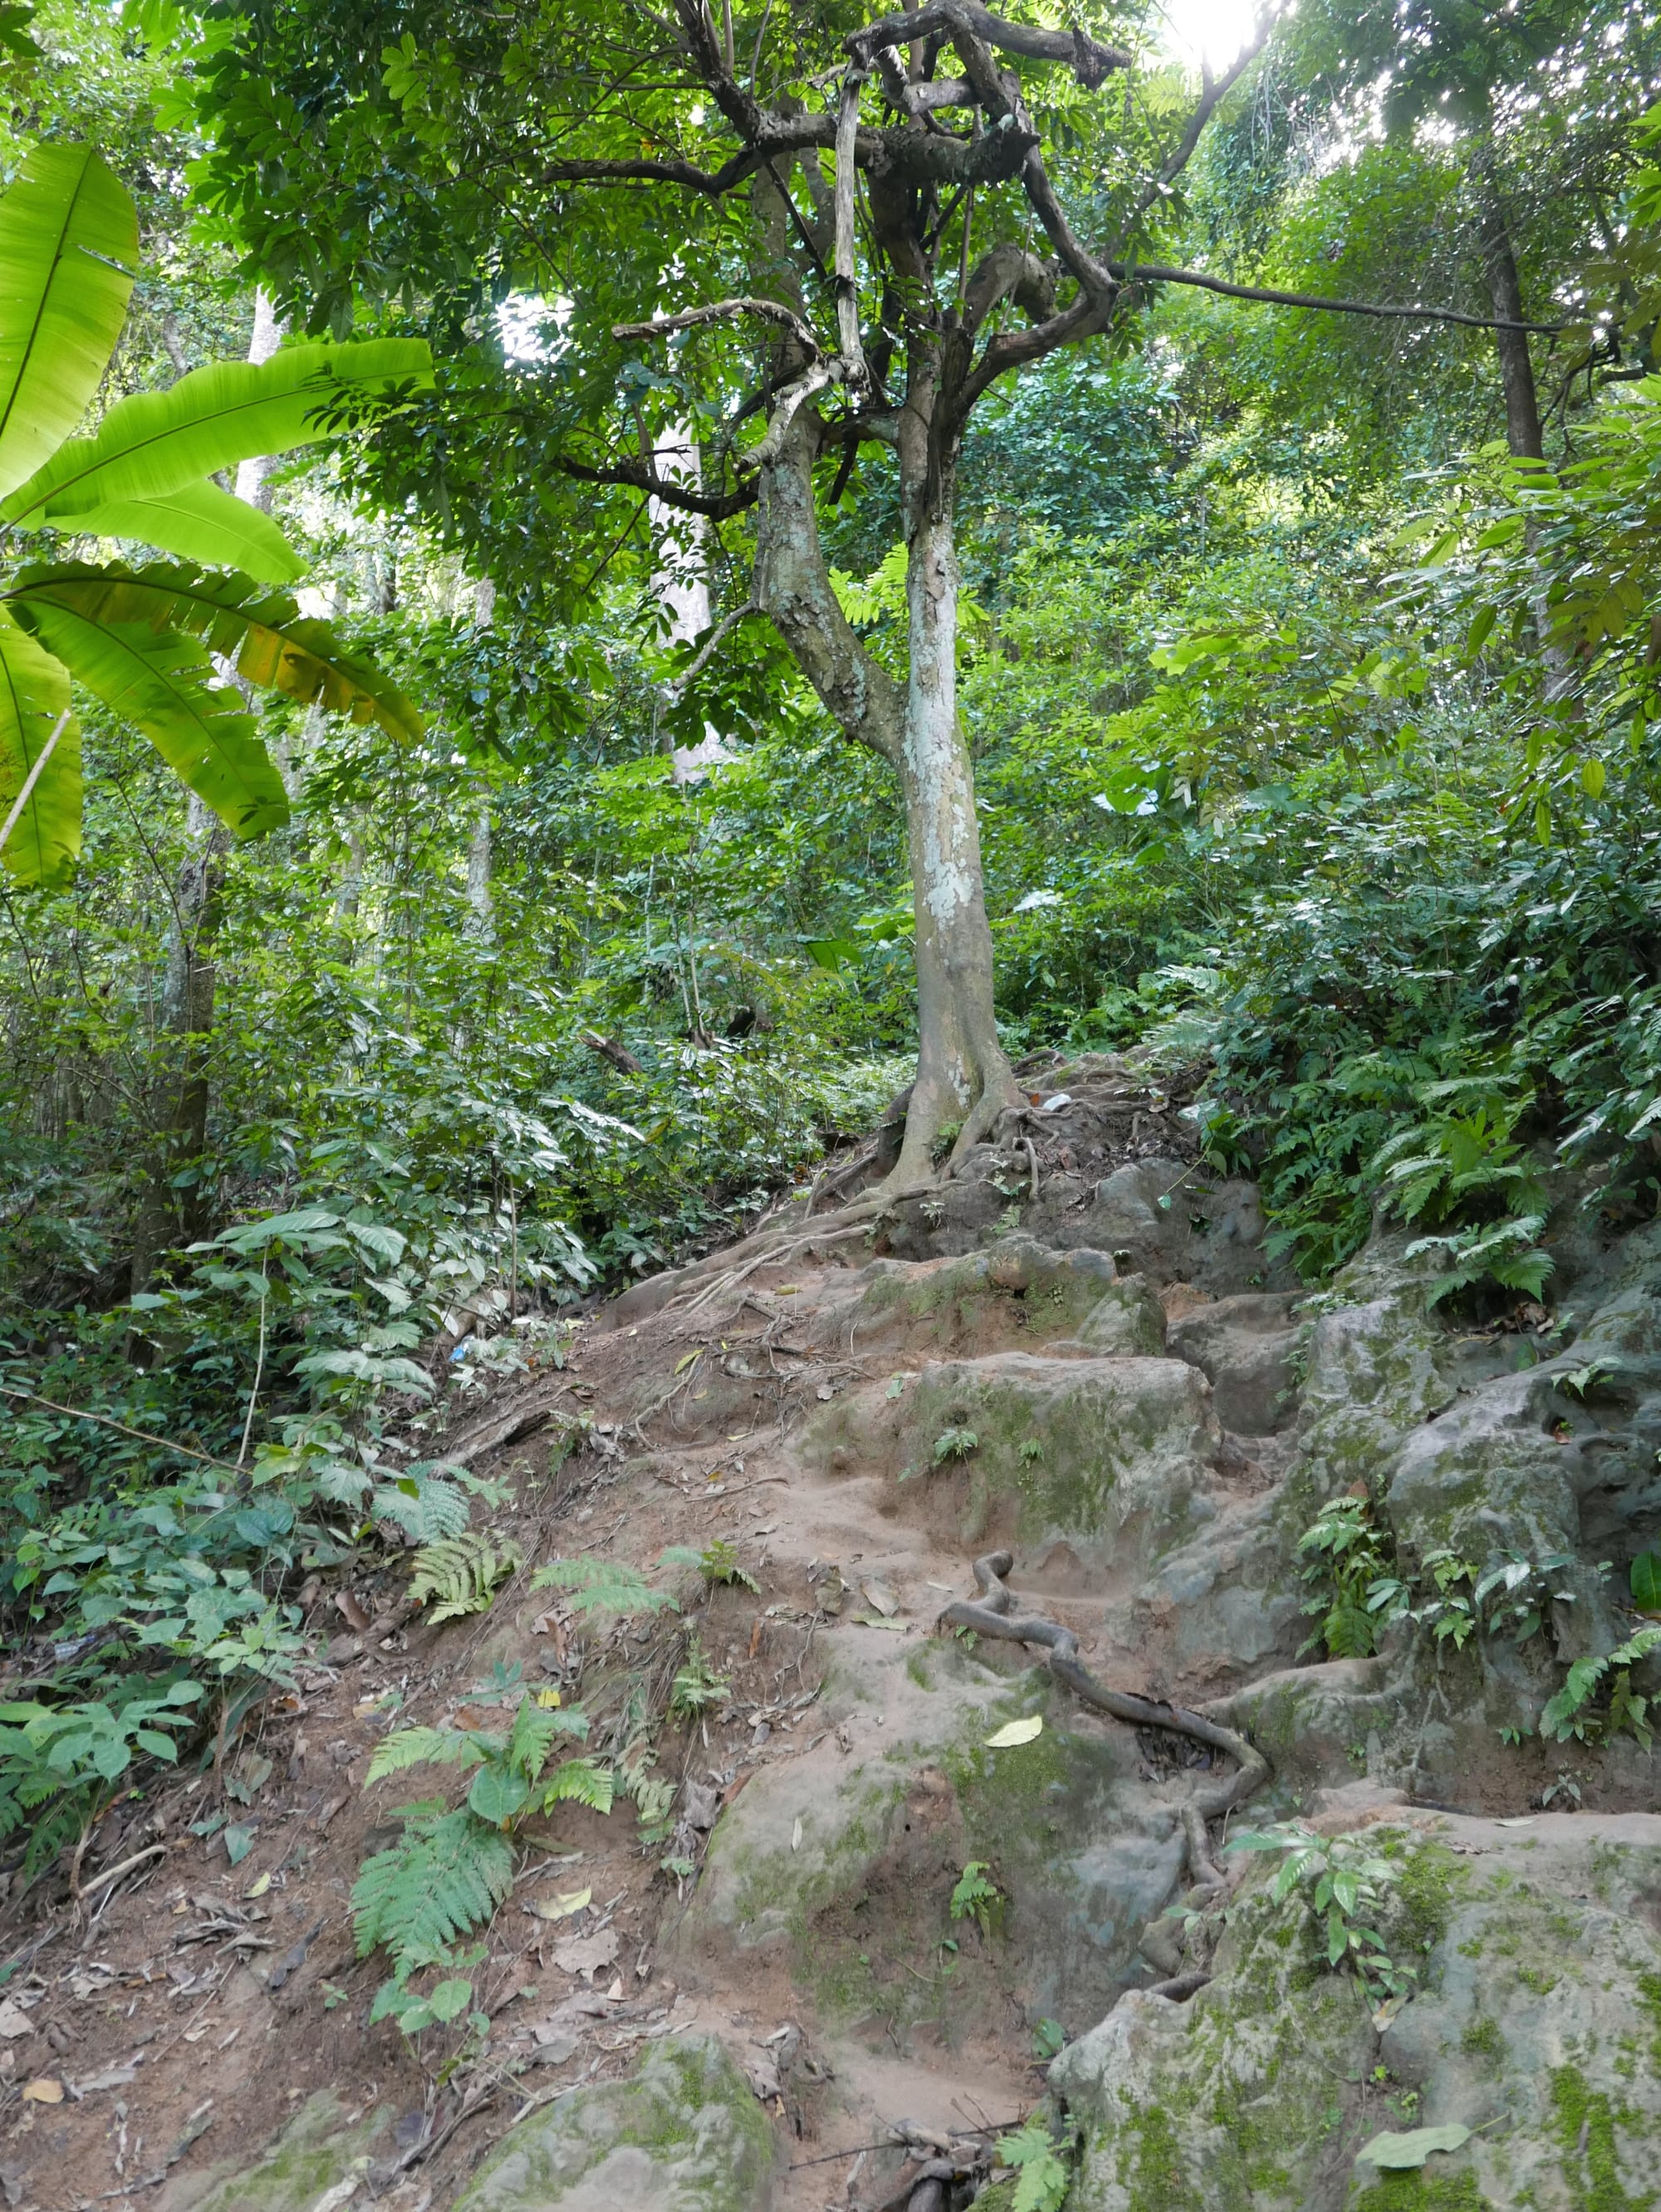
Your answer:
(20, 1046), (1654, 2210)
(5, 1053), (1277, 2212)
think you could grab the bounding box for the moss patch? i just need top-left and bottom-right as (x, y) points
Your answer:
(1551, 2067), (1654, 2212)
(453, 2035), (772, 2212)
(1359, 2170), (1494, 2210)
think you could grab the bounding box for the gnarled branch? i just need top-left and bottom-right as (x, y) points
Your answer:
(558, 454), (758, 517)
(614, 296), (824, 356)
(849, 0), (1131, 87)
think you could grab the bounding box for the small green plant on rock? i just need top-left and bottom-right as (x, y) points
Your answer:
(1540, 1625), (1661, 1747)
(1298, 1496), (1576, 1663)
(1228, 1822), (1418, 2004)
(933, 1426), (979, 1467)
(1297, 1493), (1399, 1656)
(950, 1858), (1004, 1939)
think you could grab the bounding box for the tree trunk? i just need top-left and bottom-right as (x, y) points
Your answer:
(233, 289), (287, 508)
(1472, 150), (1542, 463)
(755, 415), (1014, 1187)
(130, 798), (233, 1297)
(464, 791), (492, 940)
(465, 574), (494, 941)
(893, 510), (1013, 1184)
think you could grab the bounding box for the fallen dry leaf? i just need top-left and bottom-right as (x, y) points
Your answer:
(527, 1887), (591, 1923)
(551, 1929), (619, 1979)
(984, 1714), (1044, 1749)
(0, 1999), (33, 2040)
(21, 2079), (63, 2105)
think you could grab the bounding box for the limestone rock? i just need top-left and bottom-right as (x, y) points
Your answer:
(1167, 1293), (1301, 1435)
(805, 1351), (1222, 1580)
(451, 2035), (774, 2212)
(820, 1240), (1161, 1361)
(162, 2092), (389, 2212)
(679, 1636), (1188, 2038)
(1052, 1811), (1661, 2212)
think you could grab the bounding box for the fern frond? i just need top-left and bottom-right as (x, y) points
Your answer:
(506, 1697), (560, 1785)
(530, 1555), (676, 1621)
(409, 1531), (523, 1623)
(541, 1758), (615, 1816)
(375, 1474), (472, 1543)
(365, 1726), (485, 1784)
(350, 1807), (513, 1970)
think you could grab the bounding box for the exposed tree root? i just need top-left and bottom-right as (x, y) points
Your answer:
(943, 1067), (1027, 1173)
(938, 1551), (1270, 1894)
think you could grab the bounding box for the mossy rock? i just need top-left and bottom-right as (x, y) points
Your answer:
(830, 1239), (1162, 1361)
(679, 1635), (1186, 2041)
(1053, 1811), (1661, 2211)
(165, 2092), (389, 2212)
(452, 2034), (775, 2212)
(806, 1350), (1221, 1578)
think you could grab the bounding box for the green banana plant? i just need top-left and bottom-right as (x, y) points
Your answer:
(0, 142), (433, 888)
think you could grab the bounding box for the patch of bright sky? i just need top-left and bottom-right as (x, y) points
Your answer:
(1156, 0), (1286, 71)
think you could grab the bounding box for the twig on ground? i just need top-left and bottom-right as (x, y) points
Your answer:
(75, 1842), (167, 1908)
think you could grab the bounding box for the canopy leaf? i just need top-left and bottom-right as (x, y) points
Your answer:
(10, 586), (288, 841)
(0, 145), (136, 500)
(3, 339), (434, 524)
(71, 478), (305, 583)
(4, 563), (425, 740)
(0, 608), (79, 885)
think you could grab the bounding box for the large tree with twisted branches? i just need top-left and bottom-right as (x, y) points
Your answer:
(194, 0), (1549, 1187)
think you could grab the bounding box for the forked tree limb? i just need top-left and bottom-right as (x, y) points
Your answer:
(938, 1551), (1269, 1883)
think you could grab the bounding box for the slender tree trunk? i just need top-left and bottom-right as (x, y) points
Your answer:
(130, 798), (233, 1297)
(1472, 142), (1576, 700)
(755, 414), (1015, 1187)
(465, 574), (494, 941)
(464, 793), (492, 941)
(893, 509), (1012, 1184)
(1476, 183), (1543, 463)
(233, 290), (287, 508)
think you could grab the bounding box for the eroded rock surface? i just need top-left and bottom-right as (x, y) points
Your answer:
(451, 2037), (774, 2212)
(1055, 1812), (1661, 2211)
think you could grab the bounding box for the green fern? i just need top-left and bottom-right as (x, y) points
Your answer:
(367, 1696), (589, 1792)
(531, 1554), (678, 1621)
(409, 1531), (523, 1623)
(669, 1635), (728, 1719)
(365, 1724), (478, 1783)
(374, 1472), (472, 1542)
(541, 1758), (615, 1814)
(350, 1802), (513, 1971)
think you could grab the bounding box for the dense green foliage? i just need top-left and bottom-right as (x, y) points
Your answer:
(6, 0), (1661, 1884)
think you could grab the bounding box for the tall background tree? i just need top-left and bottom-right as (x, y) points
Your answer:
(189, 0), (1558, 1184)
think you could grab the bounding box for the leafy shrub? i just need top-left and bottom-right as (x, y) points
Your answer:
(0, 1680), (203, 1876)
(1227, 1822), (1418, 2003)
